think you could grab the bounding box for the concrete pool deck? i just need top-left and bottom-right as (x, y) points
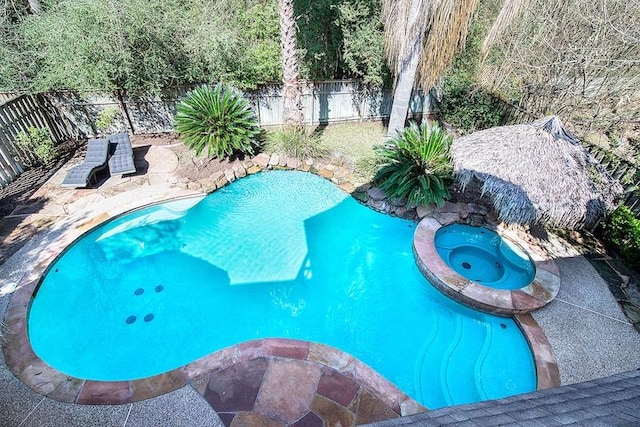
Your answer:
(1, 141), (640, 426)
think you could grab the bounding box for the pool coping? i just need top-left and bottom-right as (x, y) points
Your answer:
(414, 203), (561, 317)
(2, 169), (559, 411)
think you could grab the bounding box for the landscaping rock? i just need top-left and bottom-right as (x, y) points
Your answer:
(470, 213), (485, 226)
(215, 175), (228, 189)
(223, 168), (235, 183)
(318, 169), (333, 179)
(366, 187), (386, 201)
(233, 165), (247, 179)
(339, 182), (355, 193)
(247, 165), (261, 174)
(269, 154), (279, 167)
(200, 178), (216, 193)
(254, 153), (270, 168)
(286, 157), (301, 169)
(352, 191), (368, 203)
(416, 204), (435, 219)
(394, 206), (408, 217)
(369, 199), (388, 212)
(433, 212), (461, 225)
(388, 197), (405, 207)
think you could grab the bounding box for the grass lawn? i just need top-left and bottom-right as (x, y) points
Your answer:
(315, 121), (387, 180)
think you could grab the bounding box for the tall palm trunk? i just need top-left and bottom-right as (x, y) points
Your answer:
(383, 0), (478, 139)
(279, 0), (303, 128)
(387, 0), (425, 139)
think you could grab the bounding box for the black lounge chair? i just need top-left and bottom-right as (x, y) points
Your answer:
(61, 139), (110, 188)
(107, 133), (136, 176)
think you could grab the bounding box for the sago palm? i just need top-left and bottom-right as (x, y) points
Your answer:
(375, 122), (453, 207)
(175, 84), (260, 158)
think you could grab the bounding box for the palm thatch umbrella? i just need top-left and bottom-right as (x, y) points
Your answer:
(451, 115), (623, 230)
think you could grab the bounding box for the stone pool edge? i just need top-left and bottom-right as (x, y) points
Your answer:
(412, 202), (561, 391)
(1, 165), (426, 415)
(1, 165), (558, 413)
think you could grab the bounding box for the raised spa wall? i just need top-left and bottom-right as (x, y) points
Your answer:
(413, 202), (561, 317)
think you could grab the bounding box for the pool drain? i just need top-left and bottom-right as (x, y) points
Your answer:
(134, 288), (144, 296)
(144, 313), (154, 322)
(125, 315), (136, 324)
(462, 262), (472, 269)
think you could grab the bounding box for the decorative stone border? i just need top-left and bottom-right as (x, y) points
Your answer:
(2, 163), (559, 413)
(1, 161), (424, 412)
(414, 202), (561, 316)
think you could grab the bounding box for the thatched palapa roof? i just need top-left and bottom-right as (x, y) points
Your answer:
(451, 116), (623, 229)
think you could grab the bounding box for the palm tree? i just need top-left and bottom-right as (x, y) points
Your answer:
(383, 0), (479, 138)
(278, 0), (304, 128)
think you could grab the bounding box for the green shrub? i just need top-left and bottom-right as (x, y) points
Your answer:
(265, 127), (328, 159)
(439, 77), (506, 133)
(374, 122), (453, 207)
(95, 107), (119, 135)
(599, 205), (640, 271)
(15, 127), (55, 165)
(175, 84), (261, 158)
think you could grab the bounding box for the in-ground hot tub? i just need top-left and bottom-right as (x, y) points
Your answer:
(413, 211), (561, 316)
(435, 224), (536, 291)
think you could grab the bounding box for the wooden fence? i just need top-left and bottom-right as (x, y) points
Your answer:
(0, 81), (432, 189)
(0, 93), (79, 189)
(43, 81), (430, 136)
(0, 82), (638, 217)
(584, 142), (640, 215)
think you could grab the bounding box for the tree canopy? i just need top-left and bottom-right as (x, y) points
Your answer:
(0, 0), (387, 94)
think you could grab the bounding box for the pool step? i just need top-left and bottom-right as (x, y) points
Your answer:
(415, 309), (494, 409)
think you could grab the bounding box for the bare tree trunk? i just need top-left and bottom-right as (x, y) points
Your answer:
(279, 0), (304, 129)
(115, 89), (135, 135)
(387, 0), (424, 139)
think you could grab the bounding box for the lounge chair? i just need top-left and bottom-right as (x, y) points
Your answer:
(107, 133), (136, 176)
(61, 139), (110, 188)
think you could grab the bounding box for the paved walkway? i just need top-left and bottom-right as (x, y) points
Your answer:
(1, 141), (639, 426)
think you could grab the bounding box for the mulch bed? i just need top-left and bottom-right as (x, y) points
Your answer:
(0, 140), (81, 266)
(0, 140), (80, 218)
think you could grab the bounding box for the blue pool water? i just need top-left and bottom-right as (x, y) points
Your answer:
(435, 224), (536, 290)
(29, 171), (535, 409)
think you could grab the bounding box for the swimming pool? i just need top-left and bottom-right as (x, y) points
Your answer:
(28, 170), (535, 409)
